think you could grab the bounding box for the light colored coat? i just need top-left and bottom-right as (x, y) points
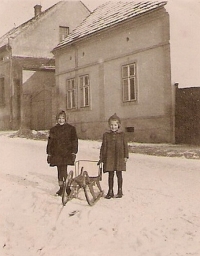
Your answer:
(100, 131), (129, 172)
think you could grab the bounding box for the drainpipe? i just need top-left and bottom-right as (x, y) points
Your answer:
(173, 82), (179, 144)
(72, 43), (78, 118)
(98, 58), (105, 121)
(6, 38), (13, 129)
(74, 44), (78, 69)
(75, 44), (79, 117)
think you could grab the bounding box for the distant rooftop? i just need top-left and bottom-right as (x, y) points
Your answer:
(54, 1), (167, 50)
(0, 1), (64, 48)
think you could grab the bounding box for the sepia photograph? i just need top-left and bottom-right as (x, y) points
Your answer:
(0, 0), (200, 255)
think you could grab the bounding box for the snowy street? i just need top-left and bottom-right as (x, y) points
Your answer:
(1, 135), (200, 256)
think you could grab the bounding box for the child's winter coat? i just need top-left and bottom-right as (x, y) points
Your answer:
(100, 130), (129, 172)
(47, 123), (78, 166)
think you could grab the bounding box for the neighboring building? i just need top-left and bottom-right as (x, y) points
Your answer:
(0, 1), (90, 130)
(53, 1), (173, 143)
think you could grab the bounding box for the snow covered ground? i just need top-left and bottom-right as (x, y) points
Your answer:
(1, 134), (200, 256)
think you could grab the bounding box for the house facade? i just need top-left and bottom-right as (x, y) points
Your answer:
(0, 1), (90, 130)
(53, 1), (173, 143)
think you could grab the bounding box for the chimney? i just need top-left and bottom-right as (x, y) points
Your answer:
(34, 5), (42, 17)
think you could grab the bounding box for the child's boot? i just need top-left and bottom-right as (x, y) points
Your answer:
(56, 181), (64, 196)
(105, 172), (114, 199)
(56, 187), (63, 196)
(116, 173), (123, 198)
(116, 188), (123, 198)
(105, 189), (114, 199)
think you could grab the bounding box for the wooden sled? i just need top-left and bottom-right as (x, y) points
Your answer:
(62, 160), (104, 206)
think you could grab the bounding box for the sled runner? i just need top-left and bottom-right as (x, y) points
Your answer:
(62, 160), (104, 206)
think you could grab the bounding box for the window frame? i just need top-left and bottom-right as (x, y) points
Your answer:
(66, 78), (76, 110)
(79, 74), (90, 108)
(122, 63), (137, 102)
(59, 26), (69, 42)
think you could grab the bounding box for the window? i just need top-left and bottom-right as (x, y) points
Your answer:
(122, 63), (137, 102)
(0, 77), (5, 106)
(66, 78), (76, 109)
(80, 75), (90, 107)
(59, 26), (69, 42)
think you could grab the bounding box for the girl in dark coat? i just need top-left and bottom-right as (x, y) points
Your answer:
(99, 113), (129, 199)
(47, 110), (78, 196)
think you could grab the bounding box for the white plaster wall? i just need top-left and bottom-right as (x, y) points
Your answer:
(11, 2), (90, 58)
(55, 7), (173, 142)
(56, 9), (171, 121)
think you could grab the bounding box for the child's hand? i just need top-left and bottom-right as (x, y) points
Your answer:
(72, 153), (76, 163)
(124, 158), (128, 163)
(47, 155), (51, 164)
(97, 160), (101, 166)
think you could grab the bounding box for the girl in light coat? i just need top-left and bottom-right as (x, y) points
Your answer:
(99, 113), (129, 199)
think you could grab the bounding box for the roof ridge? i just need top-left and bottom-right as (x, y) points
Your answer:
(54, 0), (167, 50)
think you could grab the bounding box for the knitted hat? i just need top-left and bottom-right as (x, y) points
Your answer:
(108, 113), (121, 124)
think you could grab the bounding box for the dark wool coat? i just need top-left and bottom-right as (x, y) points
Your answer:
(100, 131), (129, 172)
(46, 123), (78, 166)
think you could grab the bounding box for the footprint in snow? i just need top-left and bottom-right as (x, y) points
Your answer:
(69, 210), (79, 217)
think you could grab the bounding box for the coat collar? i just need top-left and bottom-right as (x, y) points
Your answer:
(107, 129), (122, 134)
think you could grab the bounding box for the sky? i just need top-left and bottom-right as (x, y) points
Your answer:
(0, 0), (108, 38)
(0, 0), (199, 38)
(0, 0), (200, 87)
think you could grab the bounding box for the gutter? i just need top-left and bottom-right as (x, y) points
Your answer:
(4, 40), (13, 127)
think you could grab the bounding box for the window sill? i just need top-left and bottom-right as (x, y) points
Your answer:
(66, 106), (91, 111)
(79, 106), (91, 111)
(122, 100), (138, 106)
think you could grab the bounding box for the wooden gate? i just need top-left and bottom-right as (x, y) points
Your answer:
(31, 89), (52, 130)
(175, 87), (200, 145)
(22, 69), (55, 131)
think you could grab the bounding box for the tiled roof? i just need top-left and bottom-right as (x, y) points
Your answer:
(55, 1), (167, 50)
(0, 1), (64, 48)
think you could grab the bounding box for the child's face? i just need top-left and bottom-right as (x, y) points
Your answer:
(57, 115), (66, 125)
(110, 120), (119, 132)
